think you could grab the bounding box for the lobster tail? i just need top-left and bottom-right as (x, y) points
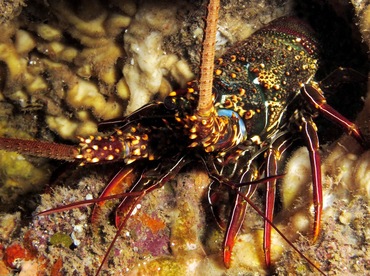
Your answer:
(0, 137), (79, 161)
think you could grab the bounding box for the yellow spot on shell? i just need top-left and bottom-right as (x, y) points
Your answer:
(189, 142), (198, 147)
(91, 157), (100, 163)
(189, 134), (197, 140)
(106, 155), (115, 161)
(205, 146), (214, 152)
(244, 110), (255, 119)
(238, 88), (246, 96)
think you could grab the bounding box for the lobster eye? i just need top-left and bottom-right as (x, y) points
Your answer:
(164, 96), (177, 110)
(217, 109), (247, 138)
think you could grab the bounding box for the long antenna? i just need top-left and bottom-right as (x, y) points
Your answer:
(0, 137), (78, 161)
(190, 0), (243, 152)
(197, 0), (220, 117)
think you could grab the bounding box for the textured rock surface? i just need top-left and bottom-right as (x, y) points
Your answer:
(0, 0), (369, 275)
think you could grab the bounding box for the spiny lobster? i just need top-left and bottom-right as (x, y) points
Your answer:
(0, 0), (366, 274)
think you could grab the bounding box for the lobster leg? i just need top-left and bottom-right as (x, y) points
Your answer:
(203, 152), (259, 268)
(90, 162), (162, 228)
(298, 116), (323, 242)
(95, 156), (189, 274)
(206, 145), (290, 268)
(91, 157), (189, 230)
(203, 153), (325, 273)
(264, 147), (278, 267)
(223, 181), (258, 268)
(263, 134), (293, 267)
(301, 83), (365, 146)
(319, 67), (367, 90)
(114, 163), (165, 228)
(296, 82), (366, 242)
(299, 81), (366, 242)
(91, 164), (140, 226)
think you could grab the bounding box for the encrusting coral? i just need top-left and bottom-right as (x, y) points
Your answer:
(0, 0), (369, 275)
(0, 0), (133, 140)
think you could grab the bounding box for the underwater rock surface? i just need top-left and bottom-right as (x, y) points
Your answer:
(0, 0), (369, 275)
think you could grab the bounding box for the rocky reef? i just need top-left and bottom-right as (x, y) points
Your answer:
(0, 0), (369, 275)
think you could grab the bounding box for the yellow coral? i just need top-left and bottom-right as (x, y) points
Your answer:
(14, 30), (36, 54)
(36, 24), (63, 41)
(66, 79), (123, 119)
(0, 122), (50, 207)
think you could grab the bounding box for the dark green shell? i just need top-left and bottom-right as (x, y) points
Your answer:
(213, 17), (319, 141)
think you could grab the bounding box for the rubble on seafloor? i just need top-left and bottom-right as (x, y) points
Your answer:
(0, 0), (369, 275)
